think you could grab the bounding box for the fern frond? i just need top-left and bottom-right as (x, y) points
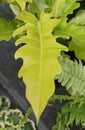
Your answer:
(56, 56), (85, 96)
(52, 99), (85, 130)
(49, 94), (74, 104)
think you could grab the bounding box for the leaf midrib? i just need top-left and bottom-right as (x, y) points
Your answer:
(37, 20), (43, 115)
(63, 0), (75, 14)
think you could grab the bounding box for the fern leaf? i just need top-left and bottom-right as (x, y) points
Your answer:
(56, 56), (85, 96)
(49, 94), (74, 104)
(13, 11), (68, 121)
(52, 100), (85, 130)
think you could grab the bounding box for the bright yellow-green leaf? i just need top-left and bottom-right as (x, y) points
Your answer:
(10, 4), (21, 15)
(50, 0), (79, 18)
(71, 10), (85, 25)
(52, 0), (85, 60)
(54, 19), (85, 59)
(0, 0), (32, 10)
(52, 0), (65, 18)
(13, 11), (68, 122)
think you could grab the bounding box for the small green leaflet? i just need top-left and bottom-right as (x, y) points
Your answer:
(10, 4), (21, 15)
(28, 0), (47, 15)
(71, 10), (85, 25)
(13, 11), (68, 122)
(0, 19), (19, 41)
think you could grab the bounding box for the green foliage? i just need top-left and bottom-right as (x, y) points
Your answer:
(0, 96), (10, 110)
(0, 19), (19, 41)
(54, 19), (85, 59)
(28, 0), (47, 16)
(56, 55), (85, 96)
(52, 96), (85, 130)
(51, 54), (85, 130)
(49, 94), (74, 104)
(0, 0), (32, 10)
(49, 0), (80, 18)
(71, 9), (85, 25)
(10, 4), (21, 15)
(0, 96), (36, 130)
(5, 109), (23, 128)
(52, 1), (85, 59)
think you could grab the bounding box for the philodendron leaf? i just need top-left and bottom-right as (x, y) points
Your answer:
(28, 0), (47, 15)
(0, 19), (19, 41)
(53, 0), (85, 60)
(13, 11), (68, 121)
(47, 0), (79, 18)
(10, 4), (21, 15)
(51, 0), (66, 18)
(0, 0), (32, 10)
(54, 19), (85, 59)
(71, 10), (85, 25)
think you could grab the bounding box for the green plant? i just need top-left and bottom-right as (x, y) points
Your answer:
(50, 54), (85, 130)
(51, 95), (85, 130)
(0, 0), (85, 129)
(0, 96), (36, 130)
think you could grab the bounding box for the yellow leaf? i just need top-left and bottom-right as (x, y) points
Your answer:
(13, 11), (68, 122)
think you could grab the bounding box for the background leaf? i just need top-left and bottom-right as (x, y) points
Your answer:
(0, 19), (19, 41)
(71, 9), (85, 25)
(46, 0), (80, 18)
(10, 4), (21, 15)
(28, 0), (47, 16)
(13, 11), (68, 121)
(0, 0), (32, 10)
(53, 4), (85, 59)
